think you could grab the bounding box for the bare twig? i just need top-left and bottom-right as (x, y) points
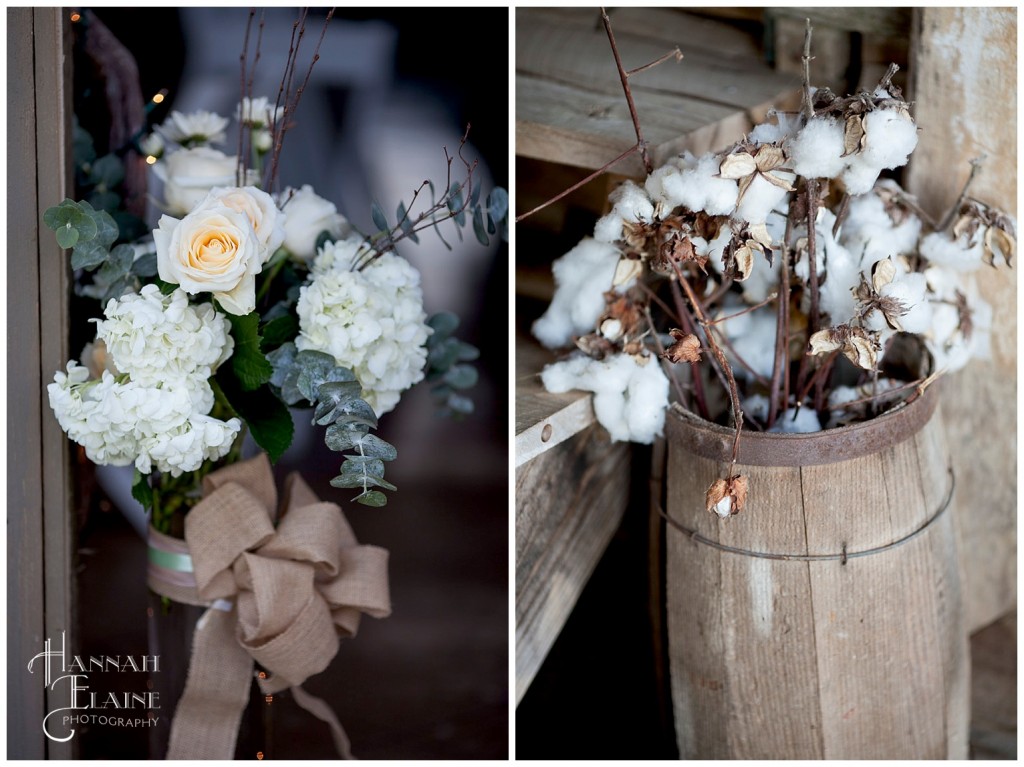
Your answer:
(644, 307), (690, 409)
(938, 155), (986, 232)
(800, 18), (815, 124)
(518, 11), (680, 224)
(514, 145), (639, 223)
(669, 279), (710, 420)
(705, 292), (778, 326)
(601, 7), (656, 174)
(671, 263), (744, 467)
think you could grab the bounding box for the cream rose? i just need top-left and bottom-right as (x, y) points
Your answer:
(159, 147), (238, 216)
(153, 206), (263, 316)
(280, 184), (351, 261)
(197, 186), (285, 263)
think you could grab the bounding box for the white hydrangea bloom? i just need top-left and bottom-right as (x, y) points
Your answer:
(94, 285), (234, 387)
(296, 236), (432, 415)
(47, 364), (240, 476)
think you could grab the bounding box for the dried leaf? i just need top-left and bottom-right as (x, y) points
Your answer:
(871, 256), (897, 292)
(761, 171), (796, 192)
(808, 325), (879, 370)
(842, 115), (865, 157)
(984, 225), (1016, 267)
(808, 328), (842, 356)
(754, 144), (786, 172)
(719, 152), (757, 180)
(733, 241), (759, 281)
(846, 334), (878, 370)
(953, 212), (978, 243)
(748, 222), (773, 249)
(735, 172), (756, 204)
(574, 333), (615, 360)
(663, 329), (702, 363)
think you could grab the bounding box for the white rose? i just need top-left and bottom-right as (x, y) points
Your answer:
(197, 187), (285, 263)
(280, 184), (351, 261)
(159, 147), (238, 216)
(153, 206), (263, 316)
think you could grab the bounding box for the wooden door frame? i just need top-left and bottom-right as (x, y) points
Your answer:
(7, 7), (75, 759)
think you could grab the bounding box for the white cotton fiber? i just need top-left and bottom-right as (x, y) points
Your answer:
(769, 406), (822, 433)
(735, 172), (793, 225)
(840, 183), (922, 265)
(861, 109), (919, 170)
(717, 301), (778, 380)
(655, 152), (739, 216)
(594, 181), (657, 243)
(919, 231), (985, 272)
(741, 393), (771, 423)
(840, 156), (884, 196)
(540, 352), (670, 443)
(699, 224), (735, 273)
(749, 111), (800, 145)
(740, 250), (781, 304)
(532, 238), (625, 349)
(787, 117), (846, 179)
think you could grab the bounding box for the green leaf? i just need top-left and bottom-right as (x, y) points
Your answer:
(353, 490), (388, 507)
(100, 276), (135, 305)
(324, 420), (370, 452)
(73, 122), (97, 167)
(427, 311), (460, 342)
(155, 278), (178, 295)
(447, 182), (465, 224)
(70, 239), (108, 270)
(43, 199), (85, 231)
(259, 315), (299, 351)
(447, 392), (474, 415)
(131, 470), (153, 510)
(444, 364), (478, 390)
(487, 187), (509, 226)
(112, 211), (148, 243)
(267, 342), (298, 390)
(456, 341), (480, 362)
(353, 433), (397, 461)
(330, 474), (397, 492)
(96, 244), (135, 284)
(215, 370), (294, 462)
(470, 181), (483, 208)
(312, 380), (366, 425)
(89, 154), (125, 188)
(226, 312), (273, 391)
(131, 252), (158, 278)
(86, 208), (119, 248)
(314, 230), (334, 252)
(370, 200), (388, 232)
(56, 224), (79, 249)
(396, 201), (420, 243)
(88, 189), (122, 214)
(294, 350), (356, 402)
(340, 456), (386, 479)
(472, 206), (489, 246)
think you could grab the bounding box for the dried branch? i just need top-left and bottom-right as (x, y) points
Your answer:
(938, 155), (986, 232)
(602, 7), (654, 175)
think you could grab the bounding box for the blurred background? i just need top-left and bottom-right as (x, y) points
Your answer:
(71, 7), (508, 760)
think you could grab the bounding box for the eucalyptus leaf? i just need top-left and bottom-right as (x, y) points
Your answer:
(353, 490), (388, 507)
(447, 392), (474, 415)
(56, 224), (79, 250)
(324, 420), (370, 452)
(444, 364), (479, 390)
(370, 201), (388, 232)
(130, 252), (158, 277)
(85, 207), (118, 248)
(427, 311), (460, 341)
(487, 187), (509, 226)
(330, 474), (397, 492)
(353, 433), (397, 461)
(267, 342), (298, 389)
(89, 154), (125, 188)
(472, 206), (489, 246)
(340, 456), (386, 479)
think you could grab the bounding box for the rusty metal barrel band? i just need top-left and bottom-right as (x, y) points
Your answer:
(666, 384), (938, 467)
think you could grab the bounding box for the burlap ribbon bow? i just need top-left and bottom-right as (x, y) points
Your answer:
(146, 454), (391, 760)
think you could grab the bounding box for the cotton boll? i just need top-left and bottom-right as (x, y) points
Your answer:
(749, 111), (800, 145)
(919, 231), (986, 271)
(658, 153), (739, 216)
(769, 406), (822, 433)
(741, 393), (771, 423)
(532, 238), (625, 349)
(840, 156), (884, 196)
(593, 211), (627, 243)
(609, 180), (655, 224)
(861, 109), (919, 170)
(787, 117), (846, 179)
(735, 172), (793, 225)
(841, 186), (922, 266)
(540, 352), (670, 443)
(741, 251), (781, 304)
(697, 225), (734, 273)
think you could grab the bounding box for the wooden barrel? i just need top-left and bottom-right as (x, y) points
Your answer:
(664, 386), (969, 759)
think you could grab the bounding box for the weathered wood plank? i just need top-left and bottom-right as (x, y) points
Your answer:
(515, 425), (630, 703)
(515, 332), (594, 466)
(516, 8), (801, 173)
(34, 7), (75, 761)
(905, 7), (1017, 633)
(7, 8), (47, 759)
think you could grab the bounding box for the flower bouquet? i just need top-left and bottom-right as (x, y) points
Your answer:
(525, 14), (1013, 759)
(45, 9), (508, 759)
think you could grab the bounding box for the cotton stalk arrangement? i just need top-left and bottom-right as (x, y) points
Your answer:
(533, 40), (1015, 518)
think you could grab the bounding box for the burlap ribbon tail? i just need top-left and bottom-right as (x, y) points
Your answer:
(146, 454), (391, 760)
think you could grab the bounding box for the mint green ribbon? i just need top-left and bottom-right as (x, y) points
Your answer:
(148, 545), (194, 573)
